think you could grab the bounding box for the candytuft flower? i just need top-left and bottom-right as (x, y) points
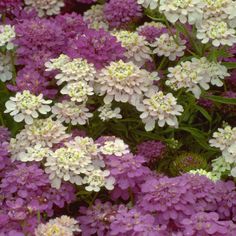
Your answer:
(98, 104), (122, 121)
(5, 90), (52, 124)
(0, 25), (15, 50)
(0, 52), (13, 82)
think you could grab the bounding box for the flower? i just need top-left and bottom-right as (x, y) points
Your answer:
(137, 22), (167, 43)
(5, 91), (52, 124)
(0, 25), (15, 50)
(67, 29), (126, 69)
(84, 169), (115, 192)
(181, 212), (236, 235)
(136, 89), (183, 131)
(24, 0), (65, 17)
(46, 56), (96, 85)
(52, 101), (93, 125)
(0, 0), (22, 13)
(137, 0), (159, 9)
(113, 30), (151, 66)
(0, 126), (10, 143)
(35, 215), (80, 236)
(95, 60), (154, 105)
(45, 146), (94, 189)
(196, 20), (236, 47)
(78, 200), (118, 236)
(60, 81), (94, 103)
(151, 33), (186, 61)
(77, 0), (97, 3)
(169, 152), (208, 176)
(99, 138), (130, 157)
(159, 0), (203, 24)
(211, 156), (232, 179)
(104, 0), (142, 29)
(84, 4), (109, 30)
(98, 104), (122, 121)
(189, 169), (219, 181)
(136, 140), (166, 163)
(0, 52), (13, 82)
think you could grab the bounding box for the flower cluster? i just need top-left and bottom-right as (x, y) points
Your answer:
(0, 25), (15, 50)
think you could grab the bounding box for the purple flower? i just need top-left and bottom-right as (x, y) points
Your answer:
(67, 28), (126, 69)
(77, 0), (97, 4)
(7, 67), (57, 98)
(0, 0), (22, 14)
(136, 140), (166, 163)
(226, 70), (236, 87)
(181, 212), (236, 235)
(0, 127), (10, 143)
(79, 200), (118, 236)
(104, 0), (142, 29)
(0, 143), (10, 174)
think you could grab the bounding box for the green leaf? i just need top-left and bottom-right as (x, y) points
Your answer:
(222, 62), (236, 69)
(203, 95), (236, 105)
(195, 105), (212, 122)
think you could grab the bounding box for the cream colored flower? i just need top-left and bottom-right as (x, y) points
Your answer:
(159, 0), (203, 24)
(0, 25), (15, 50)
(52, 100), (93, 125)
(196, 20), (236, 47)
(24, 0), (65, 17)
(45, 54), (71, 71)
(45, 147), (94, 189)
(113, 31), (152, 66)
(5, 90), (52, 124)
(98, 104), (122, 121)
(60, 81), (94, 103)
(136, 88), (183, 131)
(35, 215), (80, 236)
(100, 138), (130, 156)
(152, 33), (186, 61)
(189, 169), (219, 181)
(0, 52), (13, 82)
(137, 0), (159, 9)
(84, 4), (109, 30)
(84, 169), (115, 192)
(95, 60), (154, 105)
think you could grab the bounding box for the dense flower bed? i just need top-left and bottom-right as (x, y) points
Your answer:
(0, 0), (236, 235)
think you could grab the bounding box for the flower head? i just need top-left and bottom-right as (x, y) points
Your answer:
(0, 52), (13, 82)
(98, 104), (122, 121)
(137, 0), (159, 9)
(5, 91), (52, 124)
(0, 25), (15, 50)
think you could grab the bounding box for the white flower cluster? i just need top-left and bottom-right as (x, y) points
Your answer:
(5, 90), (52, 124)
(95, 60), (157, 105)
(166, 57), (228, 98)
(135, 88), (183, 131)
(35, 215), (80, 236)
(189, 169), (219, 181)
(46, 55), (96, 125)
(159, 0), (204, 24)
(10, 117), (70, 161)
(0, 25), (15, 50)
(52, 100), (93, 125)
(84, 4), (109, 30)
(113, 31), (152, 66)
(24, 0), (65, 17)
(211, 156), (232, 179)
(98, 104), (122, 121)
(209, 125), (236, 177)
(151, 33), (186, 61)
(45, 136), (115, 190)
(137, 0), (159, 9)
(0, 52), (13, 82)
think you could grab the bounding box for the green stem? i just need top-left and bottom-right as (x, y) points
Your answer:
(157, 57), (167, 70)
(37, 211), (41, 224)
(10, 50), (16, 85)
(0, 112), (5, 127)
(89, 192), (99, 207)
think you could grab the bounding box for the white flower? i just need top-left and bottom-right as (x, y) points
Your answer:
(211, 156), (232, 179)
(136, 89), (183, 131)
(196, 20), (236, 47)
(98, 104), (122, 121)
(189, 169), (219, 181)
(152, 33), (186, 61)
(0, 52), (13, 82)
(137, 0), (159, 9)
(95, 60), (154, 105)
(100, 138), (130, 156)
(209, 125), (236, 164)
(17, 144), (51, 162)
(159, 0), (203, 24)
(24, 117), (70, 148)
(4, 90), (52, 124)
(35, 215), (81, 236)
(60, 81), (94, 103)
(0, 25), (15, 50)
(166, 57), (227, 98)
(113, 31), (152, 66)
(45, 147), (94, 189)
(45, 54), (71, 71)
(84, 169), (115, 192)
(84, 4), (109, 30)
(24, 0), (65, 17)
(52, 101), (93, 125)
